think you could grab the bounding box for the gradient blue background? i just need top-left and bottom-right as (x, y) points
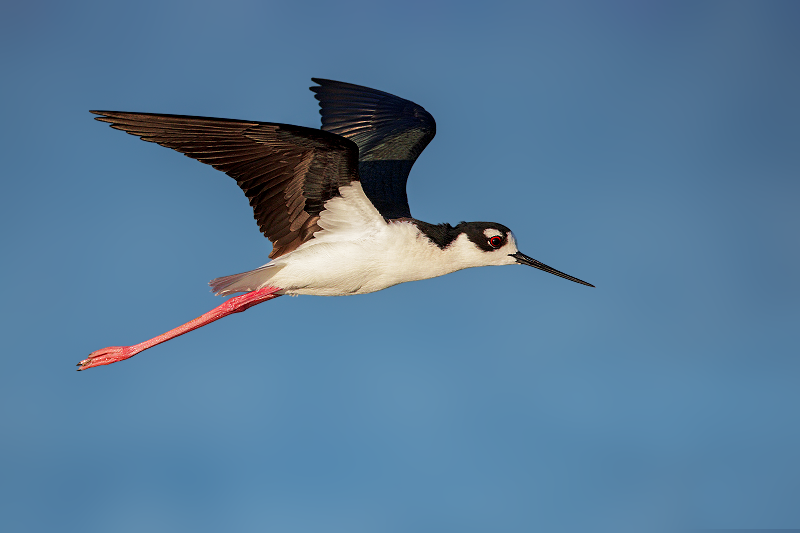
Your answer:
(2, 1), (798, 531)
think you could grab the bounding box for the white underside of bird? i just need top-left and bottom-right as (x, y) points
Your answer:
(211, 182), (520, 297)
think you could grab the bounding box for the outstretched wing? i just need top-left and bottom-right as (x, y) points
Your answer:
(310, 79), (436, 219)
(91, 111), (360, 258)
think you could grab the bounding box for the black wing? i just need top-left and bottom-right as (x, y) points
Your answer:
(91, 111), (359, 259)
(310, 79), (436, 219)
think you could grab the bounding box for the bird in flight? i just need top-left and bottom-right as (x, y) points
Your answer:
(79, 78), (593, 370)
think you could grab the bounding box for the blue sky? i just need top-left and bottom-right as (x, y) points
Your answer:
(1, 1), (798, 531)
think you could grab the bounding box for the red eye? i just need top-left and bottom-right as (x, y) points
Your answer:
(489, 236), (503, 249)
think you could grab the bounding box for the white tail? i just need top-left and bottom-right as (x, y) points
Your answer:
(209, 264), (282, 296)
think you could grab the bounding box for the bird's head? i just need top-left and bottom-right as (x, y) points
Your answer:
(457, 222), (594, 287)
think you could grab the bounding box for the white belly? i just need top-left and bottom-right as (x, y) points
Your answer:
(268, 224), (466, 296)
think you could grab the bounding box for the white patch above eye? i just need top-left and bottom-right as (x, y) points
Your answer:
(483, 228), (504, 239)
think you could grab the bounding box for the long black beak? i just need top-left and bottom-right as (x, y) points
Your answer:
(510, 252), (594, 287)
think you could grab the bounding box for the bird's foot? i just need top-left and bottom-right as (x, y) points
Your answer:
(77, 346), (136, 371)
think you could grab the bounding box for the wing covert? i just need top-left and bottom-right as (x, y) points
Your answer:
(91, 111), (359, 258)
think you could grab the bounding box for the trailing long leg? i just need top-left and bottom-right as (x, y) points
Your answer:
(77, 287), (282, 371)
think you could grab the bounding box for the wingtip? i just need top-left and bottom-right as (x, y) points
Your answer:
(90, 110), (114, 123)
(310, 78), (360, 91)
(309, 78), (326, 94)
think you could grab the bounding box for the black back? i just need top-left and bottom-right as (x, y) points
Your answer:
(310, 79), (436, 219)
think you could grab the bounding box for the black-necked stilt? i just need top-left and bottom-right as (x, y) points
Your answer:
(79, 78), (593, 370)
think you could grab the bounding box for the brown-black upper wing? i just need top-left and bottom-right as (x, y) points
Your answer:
(91, 111), (359, 258)
(310, 79), (436, 219)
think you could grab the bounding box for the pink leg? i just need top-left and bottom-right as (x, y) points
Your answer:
(77, 286), (282, 371)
